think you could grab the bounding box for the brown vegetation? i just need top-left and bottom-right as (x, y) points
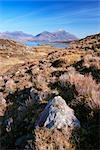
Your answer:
(0, 34), (100, 150)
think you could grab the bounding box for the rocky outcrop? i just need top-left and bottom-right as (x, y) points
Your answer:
(34, 96), (80, 150)
(35, 96), (80, 130)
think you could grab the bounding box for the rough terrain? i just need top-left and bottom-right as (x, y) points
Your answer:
(0, 33), (100, 150)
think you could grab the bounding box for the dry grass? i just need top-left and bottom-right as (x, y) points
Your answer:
(0, 35), (100, 150)
(84, 55), (100, 69)
(35, 128), (73, 150)
(60, 69), (100, 110)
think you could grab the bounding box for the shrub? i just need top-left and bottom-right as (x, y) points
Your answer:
(51, 59), (65, 68)
(60, 69), (100, 149)
(60, 69), (100, 110)
(84, 55), (100, 69)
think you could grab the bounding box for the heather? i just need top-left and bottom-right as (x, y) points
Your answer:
(0, 33), (100, 150)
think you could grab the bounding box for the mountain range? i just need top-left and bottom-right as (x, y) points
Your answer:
(0, 30), (77, 43)
(0, 31), (34, 42)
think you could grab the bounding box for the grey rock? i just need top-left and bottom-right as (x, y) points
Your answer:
(30, 88), (40, 103)
(5, 117), (13, 132)
(30, 88), (49, 103)
(35, 96), (80, 129)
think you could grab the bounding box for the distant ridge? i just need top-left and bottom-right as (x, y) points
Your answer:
(0, 30), (78, 43)
(0, 31), (34, 42)
(33, 30), (78, 43)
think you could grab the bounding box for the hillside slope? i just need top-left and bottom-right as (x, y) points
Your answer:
(0, 31), (34, 42)
(0, 33), (100, 150)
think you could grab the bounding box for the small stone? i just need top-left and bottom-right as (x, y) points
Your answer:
(30, 88), (50, 104)
(5, 117), (13, 132)
(30, 88), (40, 104)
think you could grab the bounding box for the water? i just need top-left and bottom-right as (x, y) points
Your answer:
(25, 41), (69, 48)
(25, 41), (38, 47)
(51, 42), (69, 48)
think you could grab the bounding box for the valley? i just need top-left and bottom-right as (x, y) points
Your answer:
(0, 33), (100, 150)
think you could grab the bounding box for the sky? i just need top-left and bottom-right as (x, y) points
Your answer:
(0, 0), (100, 38)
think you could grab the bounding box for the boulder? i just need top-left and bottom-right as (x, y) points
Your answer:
(35, 96), (80, 130)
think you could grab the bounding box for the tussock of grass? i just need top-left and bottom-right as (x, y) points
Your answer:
(60, 69), (100, 110)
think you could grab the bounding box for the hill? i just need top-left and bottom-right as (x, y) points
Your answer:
(0, 33), (100, 150)
(33, 30), (77, 43)
(0, 30), (77, 43)
(0, 31), (34, 42)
